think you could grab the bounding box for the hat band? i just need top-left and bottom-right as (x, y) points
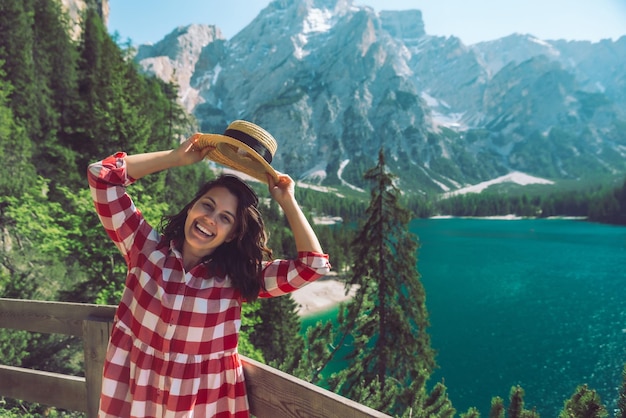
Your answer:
(224, 129), (273, 164)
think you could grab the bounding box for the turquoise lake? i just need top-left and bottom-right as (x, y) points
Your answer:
(301, 218), (626, 417)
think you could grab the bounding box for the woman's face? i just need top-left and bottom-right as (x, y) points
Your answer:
(183, 186), (238, 260)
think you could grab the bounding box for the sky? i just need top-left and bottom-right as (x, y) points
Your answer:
(107, 0), (626, 46)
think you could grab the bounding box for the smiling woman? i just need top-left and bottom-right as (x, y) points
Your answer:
(87, 128), (330, 417)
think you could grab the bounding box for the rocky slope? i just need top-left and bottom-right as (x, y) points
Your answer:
(59, 0), (108, 39)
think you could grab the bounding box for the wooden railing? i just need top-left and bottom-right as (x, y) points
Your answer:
(0, 298), (390, 418)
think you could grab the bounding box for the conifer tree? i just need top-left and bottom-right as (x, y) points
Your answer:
(251, 295), (304, 372)
(508, 386), (525, 418)
(461, 407), (481, 418)
(506, 386), (539, 418)
(489, 396), (505, 418)
(328, 149), (437, 416)
(0, 0), (37, 130)
(30, 0), (82, 187)
(296, 320), (335, 384)
(74, 9), (152, 167)
(559, 384), (607, 418)
(0, 68), (36, 196)
(401, 378), (455, 418)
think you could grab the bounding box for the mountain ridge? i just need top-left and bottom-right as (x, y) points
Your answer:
(126, 0), (626, 196)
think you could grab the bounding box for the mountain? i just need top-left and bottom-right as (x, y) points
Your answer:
(59, 0), (108, 39)
(128, 0), (626, 195)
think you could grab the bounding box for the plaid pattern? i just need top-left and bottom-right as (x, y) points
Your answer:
(89, 153), (331, 417)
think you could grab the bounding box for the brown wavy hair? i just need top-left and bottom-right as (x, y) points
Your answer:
(159, 175), (272, 300)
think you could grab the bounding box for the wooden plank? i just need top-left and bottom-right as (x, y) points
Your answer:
(0, 298), (115, 336)
(83, 317), (113, 418)
(0, 299), (389, 417)
(0, 364), (87, 412)
(242, 356), (392, 418)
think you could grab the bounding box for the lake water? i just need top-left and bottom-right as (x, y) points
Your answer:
(301, 218), (626, 417)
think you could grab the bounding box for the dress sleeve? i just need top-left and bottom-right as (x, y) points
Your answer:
(87, 152), (154, 265)
(258, 251), (331, 298)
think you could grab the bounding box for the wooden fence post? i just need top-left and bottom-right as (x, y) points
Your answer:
(83, 316), (112, 418)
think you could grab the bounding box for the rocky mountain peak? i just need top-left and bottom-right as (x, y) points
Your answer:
(473, 33), (561, 76)
(135, 24), (223, 62)
(135, 24), (224, 113)
(129, 2), (626, 195)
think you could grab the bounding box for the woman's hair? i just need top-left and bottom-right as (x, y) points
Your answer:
(160, 175), (272, 300)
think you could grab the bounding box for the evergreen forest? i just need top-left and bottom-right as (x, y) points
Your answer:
(0, 1), (625, 416)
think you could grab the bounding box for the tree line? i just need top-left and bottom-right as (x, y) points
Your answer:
(0, 1), (625, 416)
(424, 181), (626, 224)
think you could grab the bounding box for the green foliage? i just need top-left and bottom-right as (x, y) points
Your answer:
(3, 177), (82, 257)
(460, 407), (481, 418)
(0, 329), (29, 367)
(0, 178), (82, 301)
(489, 396), (505, 418)
(0, 64), (37, 197)
(508, 386), (526, 418)
(250, 295), (304, 371)
(0, 0), (37, 128)
(0, 397), (83, 417)
(506, 386), (539, 418)
(296, 319), (335, 384)
(559, 384), (607, 418)
(588, 178), (626, 225)
(313, 223), (356, 273)
(238, 301), (265, 362)
(401, 378), (456, 418)
(67, 8), (191, 190)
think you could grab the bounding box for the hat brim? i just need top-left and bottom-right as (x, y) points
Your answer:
(196, 133), (279, 184)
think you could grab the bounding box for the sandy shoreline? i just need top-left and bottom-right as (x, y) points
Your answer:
(291, 277), (357, 317)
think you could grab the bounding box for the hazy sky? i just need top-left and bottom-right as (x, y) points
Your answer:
(108, 0), (626, 45)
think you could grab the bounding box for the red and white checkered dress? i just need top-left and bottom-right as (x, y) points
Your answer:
(88, 153), (331, 418)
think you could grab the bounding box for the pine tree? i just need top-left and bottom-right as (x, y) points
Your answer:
(250, 295), (304, 372)
(504, 386), (540, 418)
(559, 384), (607, 418)
(328, 149), (436, 416)
(296, 320), (335, 384)
(402, 378), (456, 418)
(489, 396), (505, 418)
(30, 0), (82, 187)
(74, 9), (153, 167)
(0, 0), (37, 129)
(0, 67), (36, 196)
(461, 407), (481, 418)
(508, 386), (525, 418)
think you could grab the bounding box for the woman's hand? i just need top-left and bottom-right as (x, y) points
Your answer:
(175, 133), (214, 166)
(267, 172), (296, 208)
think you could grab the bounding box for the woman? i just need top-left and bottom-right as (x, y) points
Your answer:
(88, 133), (331, 417)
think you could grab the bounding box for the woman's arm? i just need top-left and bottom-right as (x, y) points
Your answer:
(125, 134), (209, 180)
(267, 174), (323, 254)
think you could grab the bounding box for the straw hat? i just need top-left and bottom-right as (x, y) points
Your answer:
(195, 120), (279, 184)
